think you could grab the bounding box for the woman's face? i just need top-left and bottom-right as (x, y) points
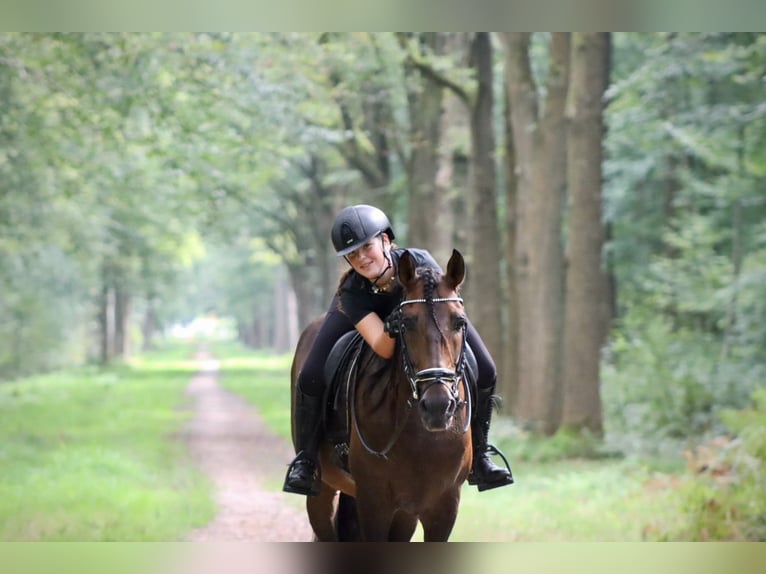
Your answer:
(346, 234), (391, 281)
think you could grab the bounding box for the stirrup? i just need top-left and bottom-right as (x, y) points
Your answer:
(468, 444), (514, 491)
(486, 444), (512, 471)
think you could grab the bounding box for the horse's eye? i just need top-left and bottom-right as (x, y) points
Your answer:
(453, 316), (467, 331)
(402, 315), (418, 330)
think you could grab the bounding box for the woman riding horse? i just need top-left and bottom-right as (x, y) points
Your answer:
(283, 204), (514, 496)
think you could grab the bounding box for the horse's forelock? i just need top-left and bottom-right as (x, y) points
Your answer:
(412, 266), (443, 303)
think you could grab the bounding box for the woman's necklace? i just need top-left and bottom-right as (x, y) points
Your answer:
(371, 272), (396, 294)
(371, 249), (396, 294)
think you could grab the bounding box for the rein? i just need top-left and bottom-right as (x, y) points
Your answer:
(351, 295), (471, 459)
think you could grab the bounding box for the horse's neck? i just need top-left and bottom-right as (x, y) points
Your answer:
(358, 345), (408, 408)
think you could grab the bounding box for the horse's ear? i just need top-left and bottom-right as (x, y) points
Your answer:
(398, 250), (417, 287)
(445, 249), (465, 290)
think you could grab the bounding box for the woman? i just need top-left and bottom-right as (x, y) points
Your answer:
(283, 204), (513, 496)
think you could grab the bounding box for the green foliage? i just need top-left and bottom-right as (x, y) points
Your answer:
(647, 388), (766, 541)
(602, 32), (766, 455)
(498, 426), (614, 464)
(603, 313), (735, 453)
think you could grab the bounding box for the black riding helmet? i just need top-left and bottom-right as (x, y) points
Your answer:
(331, 204), (395, 256)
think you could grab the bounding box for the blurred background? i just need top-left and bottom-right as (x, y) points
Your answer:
(1, 33), (765, 541)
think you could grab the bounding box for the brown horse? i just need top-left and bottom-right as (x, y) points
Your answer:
(290, 249), (473, 541)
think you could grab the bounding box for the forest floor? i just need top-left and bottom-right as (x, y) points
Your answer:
(181, 349), (313, 542)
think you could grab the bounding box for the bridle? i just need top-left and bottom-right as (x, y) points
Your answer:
(398, 296), (468, 408)
(351, 295), (471, 459)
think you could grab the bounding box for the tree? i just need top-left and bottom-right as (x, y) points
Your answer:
(501, 33), (570, 433)
(561, 33), (611, 435)
(399, 32), (504, 366)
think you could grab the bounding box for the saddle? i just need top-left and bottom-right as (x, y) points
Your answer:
(320, 331), (479, 467)
(322, 330), (365, 448)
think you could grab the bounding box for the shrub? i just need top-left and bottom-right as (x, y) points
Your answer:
(648, 388), (766, 541)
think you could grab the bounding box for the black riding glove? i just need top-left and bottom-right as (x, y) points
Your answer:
(383, 308), (402, 337)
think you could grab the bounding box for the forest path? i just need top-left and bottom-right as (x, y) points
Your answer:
(181, 349), (313, 542)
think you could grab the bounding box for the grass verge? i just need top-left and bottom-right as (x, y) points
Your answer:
(0, 342), (215, 541)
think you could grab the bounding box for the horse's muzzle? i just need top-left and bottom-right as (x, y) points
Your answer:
(417, 376), (460, 432)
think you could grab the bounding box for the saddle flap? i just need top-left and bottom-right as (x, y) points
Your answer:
(463, 342), (478, 414)
(324, 330), (364, 389)
(323, 331), (365, 443)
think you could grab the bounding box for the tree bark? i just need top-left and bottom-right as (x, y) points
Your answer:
(113, 287), (131, 359)
(99, 281), (115, 365)
(141, 295), (157, 352)
(501, 33), (570, 434)
(404, 33), (451, 262)
(396, 32), (502, 365)
(500, 80), (520, 409)
(561, 33), (611, 434)
(466, 32), (503, 367)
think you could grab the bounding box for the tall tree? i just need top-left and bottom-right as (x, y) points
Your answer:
(467, 33), (503, 365)
(400, 32), (453, 264)
(501, 33), (570, 433)
(399, 32), (503, 365)
(561, 33), (611, 434)
(501, 80), (520, 408)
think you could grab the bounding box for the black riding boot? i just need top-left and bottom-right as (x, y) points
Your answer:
(283, 390), (323, 496)
(468, 387), (514, 491)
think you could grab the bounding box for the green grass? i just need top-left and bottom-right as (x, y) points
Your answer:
(208, 340), (693, 541)
(451, 458), (686, 541)
(0, 342), (215, 541)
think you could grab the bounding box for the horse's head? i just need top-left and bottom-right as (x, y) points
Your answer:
(396, 249), (468, 432)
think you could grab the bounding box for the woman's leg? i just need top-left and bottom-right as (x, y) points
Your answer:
(284, 300), (355, 496)
(465, 321), (514, 491)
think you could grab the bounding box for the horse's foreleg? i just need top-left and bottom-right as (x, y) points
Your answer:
(354, 489), (394, 541)
(420, 490), (461, 542)
(306, 484), (338, 541)
(389, 511), (418, 541)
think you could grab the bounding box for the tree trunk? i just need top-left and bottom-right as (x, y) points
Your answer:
(501, 33), (570, 434)
(113, 287), (131, 359)
(141, 296), (157, 352)
(500, 80), (520, 410)
(99, 281), (115, 365)
(286, 262), (316, 332)
(561, 33), (610, 434)
(466, 32), (503, 367)
(274, 264), (298, 353)
(404, 33), (452, 263)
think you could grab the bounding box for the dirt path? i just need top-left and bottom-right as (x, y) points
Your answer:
(182, 353), (313, 542)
